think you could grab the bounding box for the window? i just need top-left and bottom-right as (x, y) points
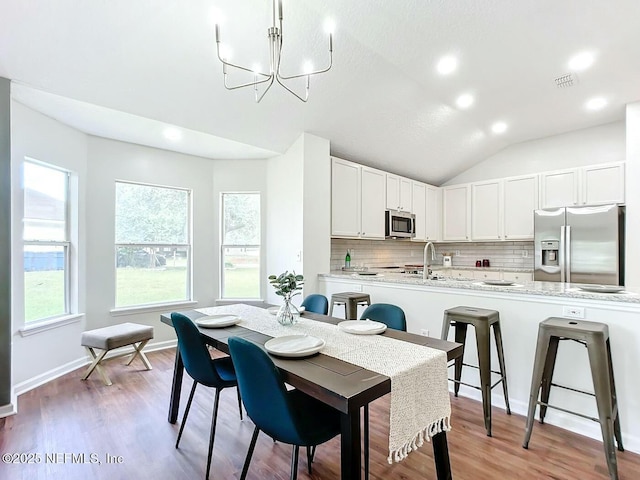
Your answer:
(115, 181), (191, 308)
(221, 193), (261, 299)
(23, 160), (70, 323)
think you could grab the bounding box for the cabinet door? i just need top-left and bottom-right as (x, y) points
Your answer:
(386, 174), (400, 210)
(331, 158), (361, 237)
(360, 167), (386, 239)
(471, 180), (502, 240)
(425, 185), (441, 241)
(399, 177), (413, 212)
(442, 185), (470, 241)
(503, 174), (538, 240)
(411, 182), (427, 241)
(473, 270), (501, 281)
(582, 162), (625, 205)
(540, 169), (579, 208)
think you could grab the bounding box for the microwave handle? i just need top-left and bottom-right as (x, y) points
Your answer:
(412, 217), (416, 233)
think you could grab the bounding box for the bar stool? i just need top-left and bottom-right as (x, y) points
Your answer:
(328, 292), (371, 320)
(441, 306), (511, 436)
(523, 317), (623, 480)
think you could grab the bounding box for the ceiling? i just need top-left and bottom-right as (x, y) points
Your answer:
(1, 0), (639, 185)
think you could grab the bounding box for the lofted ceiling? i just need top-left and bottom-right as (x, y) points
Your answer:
(1, 0), (639, 185)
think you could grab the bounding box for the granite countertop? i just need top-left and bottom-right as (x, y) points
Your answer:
(320, 271), (640, 304)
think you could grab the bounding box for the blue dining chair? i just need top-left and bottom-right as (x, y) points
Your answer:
(171, 312), (243, 480)
(300, 294), (329, 315)
(360, 303), (407, 332)
(359, 302), (407, 479)
(228, 336), (341, 480)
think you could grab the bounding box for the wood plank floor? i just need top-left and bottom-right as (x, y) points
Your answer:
(1, 348), (638, 479)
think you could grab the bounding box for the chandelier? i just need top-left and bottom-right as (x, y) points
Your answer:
(214, 0), (334, 103)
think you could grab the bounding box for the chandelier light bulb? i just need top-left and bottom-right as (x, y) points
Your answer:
(324, 19), (336, 35)
(303, 61), (314, 74)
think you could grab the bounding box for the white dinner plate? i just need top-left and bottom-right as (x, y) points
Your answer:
(483, 280), (514, 286)
(196, 314), (241, 328)
(264, 335), (325, 358)
(577, 285), (626, 294)
(338, 320), (387, 335)
(267, 305), (306, 315)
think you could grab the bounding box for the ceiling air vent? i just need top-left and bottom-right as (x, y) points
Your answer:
(554, 72), (578, 88)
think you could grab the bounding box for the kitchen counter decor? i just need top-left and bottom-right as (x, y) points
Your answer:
(268, 271), (304, 325)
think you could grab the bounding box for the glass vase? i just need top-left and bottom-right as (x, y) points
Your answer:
(276, 297), (300, 326)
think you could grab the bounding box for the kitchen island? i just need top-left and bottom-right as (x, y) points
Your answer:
(319, 271), (640, 455)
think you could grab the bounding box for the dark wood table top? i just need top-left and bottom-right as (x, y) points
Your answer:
(161, 307), (462, 415)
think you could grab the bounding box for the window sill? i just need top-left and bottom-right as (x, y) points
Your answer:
(19, 314), (85, 337)
(110, 300), (198, 317)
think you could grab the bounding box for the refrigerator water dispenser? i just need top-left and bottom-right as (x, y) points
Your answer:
(541, 240), (559, 267)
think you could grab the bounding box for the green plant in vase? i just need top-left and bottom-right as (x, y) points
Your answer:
(268, 271), (304, 325)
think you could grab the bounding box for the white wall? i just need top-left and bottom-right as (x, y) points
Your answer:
(10, 101), (88, 386)
(266, 136), (304, 304)
(626, 103), (640, 287)
(445, 122), (625, 185)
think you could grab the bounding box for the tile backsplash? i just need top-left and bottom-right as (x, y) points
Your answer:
(330, 239), (534, 271)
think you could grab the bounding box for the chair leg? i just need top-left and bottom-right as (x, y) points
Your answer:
(492, 321), (511, 415)
(290, 445), (300, 480)
(205, 389), (222, 480)
(306, 446), (313, 475)
(475, 321), (493, 437)
(606, 340), (624, 452)
(453, 323), (468, 397)
(523, 329), (551, 449)
(240, 426), (260, 480)
(539, 336), (559, 424)
(176, 381), (198, 448)
(125, 339), (152, 370)
(82, 347), (112, 386)
(364, 405), (369, 480)
(236, 386), (243, 420)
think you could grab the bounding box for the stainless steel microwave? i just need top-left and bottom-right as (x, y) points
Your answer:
(385, 210), (416, 239)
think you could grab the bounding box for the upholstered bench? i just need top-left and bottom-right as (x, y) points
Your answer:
(81, 322), (154, 385)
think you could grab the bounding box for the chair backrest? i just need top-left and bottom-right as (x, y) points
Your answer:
(301, 294), (329, 315)
(171, 312), (221, 385)
(228, 337), (301, 443)
(360, 303), (407, 331)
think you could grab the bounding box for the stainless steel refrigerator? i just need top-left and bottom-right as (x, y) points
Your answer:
(534, 204), (625, 285)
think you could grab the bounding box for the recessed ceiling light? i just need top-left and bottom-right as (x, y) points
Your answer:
(455, 93), (474, 109)
(163, 127), (182, 142)
(568, 52), (594, 71)
(491, 122), (508, 134)
(436, 55), (458, 75)
(585, 97), (607, 111)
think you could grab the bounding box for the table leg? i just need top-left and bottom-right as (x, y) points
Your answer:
(168, 348), (184, 424)
(340, 410), (362, 479)
(432, 431), (452, 480)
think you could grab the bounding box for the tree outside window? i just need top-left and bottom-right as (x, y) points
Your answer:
(221, 193), (261, 299)
(115, 182), (191, 308)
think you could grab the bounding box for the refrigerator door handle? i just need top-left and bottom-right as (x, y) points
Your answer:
(559, 226), (566, 283)
(565, 225), (571, 283)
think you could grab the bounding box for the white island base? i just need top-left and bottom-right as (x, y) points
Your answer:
(319, 273), (640, 455)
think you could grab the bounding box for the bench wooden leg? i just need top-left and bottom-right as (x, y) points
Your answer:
(125, 339), (152, 370)
(82, 347), (112, 386)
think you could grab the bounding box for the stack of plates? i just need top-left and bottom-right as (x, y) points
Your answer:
(338, 320), (387, 335)
(264, 335), (325, 358)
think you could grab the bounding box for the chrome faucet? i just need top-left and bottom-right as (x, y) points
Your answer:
(423, 242), (435, 280)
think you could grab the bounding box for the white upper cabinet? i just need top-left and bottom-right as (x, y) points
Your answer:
(331, 158), (386, 239)
(442, 184), (470, 241)
(386, 174), (413, 212)
(540, 168), (579, 208)
(471, 180), (502, 240)
(331, 157), (361, 237)
(425, 184), (441, 241)
(411, 181), (427, 241)
(540, 162), (624, 208)
(360, 166), (386, 239)
(503, 174), (538, 240)
(581, 162), (625, 205)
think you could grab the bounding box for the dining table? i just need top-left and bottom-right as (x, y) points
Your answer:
(160, 305), (463, 480)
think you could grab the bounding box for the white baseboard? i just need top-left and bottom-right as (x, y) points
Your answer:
(7, 339), (177, 416)
(452, 385), (639, 454)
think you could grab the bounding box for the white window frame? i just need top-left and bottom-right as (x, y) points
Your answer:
(113, 180), (193, 310)
(220, 192), (261, 300)
(22, 159), (71, 324)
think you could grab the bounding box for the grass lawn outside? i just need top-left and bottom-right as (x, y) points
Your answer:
(24, 270), (65, 322)
(223, 266), (260, 298)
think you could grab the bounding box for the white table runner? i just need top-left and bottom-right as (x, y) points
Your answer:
(196, 304), (451, 463)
